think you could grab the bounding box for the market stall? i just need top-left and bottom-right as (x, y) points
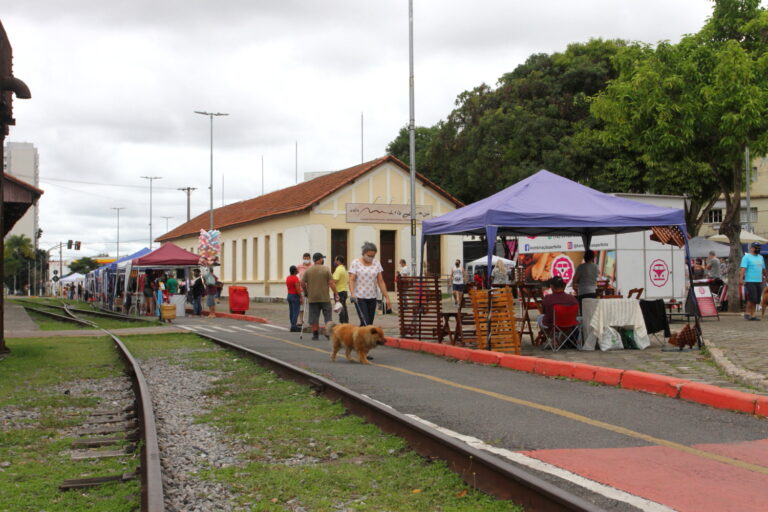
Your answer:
(421, 169), (694, 351)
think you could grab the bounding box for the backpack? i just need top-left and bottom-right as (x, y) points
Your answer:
(204, 272), (216, 286)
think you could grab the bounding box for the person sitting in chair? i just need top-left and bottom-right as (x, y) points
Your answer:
(537, 276), (578, 329)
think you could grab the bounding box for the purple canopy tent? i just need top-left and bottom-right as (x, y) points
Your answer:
(421, 170), (696, 349)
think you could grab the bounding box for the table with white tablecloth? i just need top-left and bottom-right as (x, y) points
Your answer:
(581, 298), (650, 350)
(170, 294), (187, 317)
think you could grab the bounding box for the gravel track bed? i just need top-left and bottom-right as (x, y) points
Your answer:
(138, 353), (247, 512)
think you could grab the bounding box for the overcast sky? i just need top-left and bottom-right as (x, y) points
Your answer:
(4, 0), (717, 260)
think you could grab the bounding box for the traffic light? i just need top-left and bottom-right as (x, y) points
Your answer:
(74, 241), (81, 250)
(67, 240), (73, 249)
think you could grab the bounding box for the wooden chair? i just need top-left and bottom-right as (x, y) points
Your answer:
(517, 284), (544, 345)
(470, 287), (521, 354)
(627, 288), (644, 299)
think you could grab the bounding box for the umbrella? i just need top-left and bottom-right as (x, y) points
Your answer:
(688, 237), (730, 258)
(708, 230), (768, 244)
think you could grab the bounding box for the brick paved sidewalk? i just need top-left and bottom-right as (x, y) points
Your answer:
(210, 296), (768, 396)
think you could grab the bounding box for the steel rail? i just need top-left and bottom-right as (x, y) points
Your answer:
(16, 303), (95, 327)
(103, 331), (165, 512)
(193, 332), (604, 512)
(60, 306), (165, 512)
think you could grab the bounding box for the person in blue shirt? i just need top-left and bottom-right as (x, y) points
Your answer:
(739, 242), (767, 321)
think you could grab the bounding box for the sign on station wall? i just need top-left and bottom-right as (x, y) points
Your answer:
(345, 203), (432, 224)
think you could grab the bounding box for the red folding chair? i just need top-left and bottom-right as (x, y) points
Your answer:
(543, 304), (581, 352)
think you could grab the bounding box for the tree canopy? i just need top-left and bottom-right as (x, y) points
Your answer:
(69, 257), (100, 275)
(591, 0), (768, 310)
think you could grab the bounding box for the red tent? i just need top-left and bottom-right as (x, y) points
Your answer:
(131, 243), (199, 267)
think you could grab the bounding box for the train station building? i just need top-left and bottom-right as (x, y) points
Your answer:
(157, 155), (463, 298)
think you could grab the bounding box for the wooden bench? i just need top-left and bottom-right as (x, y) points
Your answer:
(470, 287), (521, 354)
(397, 276), (443, 342)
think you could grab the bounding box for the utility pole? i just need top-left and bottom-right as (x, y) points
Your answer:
(161, 216), (173, 233)
(111, 207), (125, 261)
(361, 112), (364, 163)
(261, 155), (264, 195)
(295, 140), (298, 183)
(141, 176), (162, 249)
(177, 187), (197, 221)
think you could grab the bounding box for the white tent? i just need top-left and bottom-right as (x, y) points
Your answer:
(59, 272), (85, 284)
(708, 230), (768, 244)
(688, 237), (730, 258)
(465, 255), (515, 276)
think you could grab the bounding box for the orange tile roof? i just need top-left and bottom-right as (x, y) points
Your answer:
(157, 155), (463, 242)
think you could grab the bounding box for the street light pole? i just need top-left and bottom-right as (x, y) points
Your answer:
(140, 176), (162, 249)
(408, 0), (418, 276)
(194, 111), (229, 231)
(111, 207), (125, 262)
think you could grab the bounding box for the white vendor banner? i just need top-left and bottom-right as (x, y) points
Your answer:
(519, 235), (615, 254)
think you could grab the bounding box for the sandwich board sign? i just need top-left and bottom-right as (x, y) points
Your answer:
(693, 286), (719, 318)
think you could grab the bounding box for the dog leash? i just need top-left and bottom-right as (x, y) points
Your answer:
(351, 298), (369, 326)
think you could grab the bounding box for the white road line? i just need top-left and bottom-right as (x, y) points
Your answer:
(192, 325), (217, 332)
(177, 325), (198, 332)
(242, 324), (268, 331)
(229, 326), (255, 332)
(405, 414), (676, 512)
(265, 324), (288, 331)
(210, 326), (236, 333)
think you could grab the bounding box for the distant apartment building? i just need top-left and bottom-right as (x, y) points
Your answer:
(3, 141), (40, 247)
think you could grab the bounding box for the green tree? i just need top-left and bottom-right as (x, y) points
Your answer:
(386, 125), (438, 175)
(68, 257), (100, 275)
(4, 234), (35, 292)
(591, 0), (768, 311)
(400, 39), (626, 205)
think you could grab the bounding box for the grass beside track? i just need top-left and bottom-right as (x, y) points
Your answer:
(0, 337), (141, 511)
(122, 333), (523, 512)
(11, 298), (163, 330)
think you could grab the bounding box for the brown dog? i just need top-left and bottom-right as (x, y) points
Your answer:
(328, 322), (386, 364)
(761, 287), (768, 318)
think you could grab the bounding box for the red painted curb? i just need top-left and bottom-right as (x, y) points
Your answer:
(678, 382), (757, 414)
(533, 359), (575, 378)
(384, 337), (401, 348)
(570, 363), (597, 381)
(497, 354), (538, 372)
(444, 345), (472, 361)
(467, 350), (500, 365)
(398, 339), (424, 351)
(419, 343), (448, 357)
(593, 366), (624, 386)
(755, 397), (768, 417)
(214, 312), (269, 323)
(620, 370), (687, 398)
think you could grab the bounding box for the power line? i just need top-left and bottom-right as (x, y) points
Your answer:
(40, 176), (178, 190)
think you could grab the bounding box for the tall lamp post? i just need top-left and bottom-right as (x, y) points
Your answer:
(408, 0), (417, 276)
(140, 176), (161, 249)
(111, 207), (125, 262)
(194, 110), (229, 231)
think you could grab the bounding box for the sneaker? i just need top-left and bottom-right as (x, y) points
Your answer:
(311, 332), (319, 340)
(290, 327), (301, 332)
(745, 314), (751, 320)
(749, 316), (761, 321)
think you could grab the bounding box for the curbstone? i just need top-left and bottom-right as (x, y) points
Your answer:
(384, 337), (400, 348)
(678, 382), (757, 414)
(467, 350), (501, 365)
(444, 345), (472, 361)
(570, 363), (597, 382)
(398, 339), (424, 351)
(593, 366), (624, 386)
(533, 359), (575, 378)
(498, 355), (537, 373)
(755, 396), (768, 417)
(419, 342), (448, 357)
(620, 370), (687, 398)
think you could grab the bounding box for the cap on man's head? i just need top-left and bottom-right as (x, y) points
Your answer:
(548, 276), (565, 288)
(312, 252), (326, 262)
(751, 242), (762, 248)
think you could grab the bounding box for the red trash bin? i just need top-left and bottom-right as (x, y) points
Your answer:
(228, 286), (249, 314)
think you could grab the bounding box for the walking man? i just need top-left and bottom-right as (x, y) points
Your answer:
(451, 259), (466, 306)
(296, 252), (312, 328)
(740, 242), (767, 321)
(190, 268), (205, 316)
(301, 252), (339, 340)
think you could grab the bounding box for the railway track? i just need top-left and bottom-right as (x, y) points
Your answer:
(190, 329), (602, 512)
(14, 301), (165, 511)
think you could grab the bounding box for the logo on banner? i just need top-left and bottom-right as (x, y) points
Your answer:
(524, 244), (530, 252)
(551, 255), (575, 283)
(649, 259), (670, 287)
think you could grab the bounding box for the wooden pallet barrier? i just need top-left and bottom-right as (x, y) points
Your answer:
(397, 276), (443, 342)
(470, 287), (521, 354)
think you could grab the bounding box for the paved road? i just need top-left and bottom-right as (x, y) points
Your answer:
(173, 315), (768, 512)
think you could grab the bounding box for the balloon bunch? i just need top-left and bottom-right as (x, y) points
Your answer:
(198, 229), (221, 267)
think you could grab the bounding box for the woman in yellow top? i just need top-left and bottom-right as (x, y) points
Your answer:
(333, 255), (350, 323)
